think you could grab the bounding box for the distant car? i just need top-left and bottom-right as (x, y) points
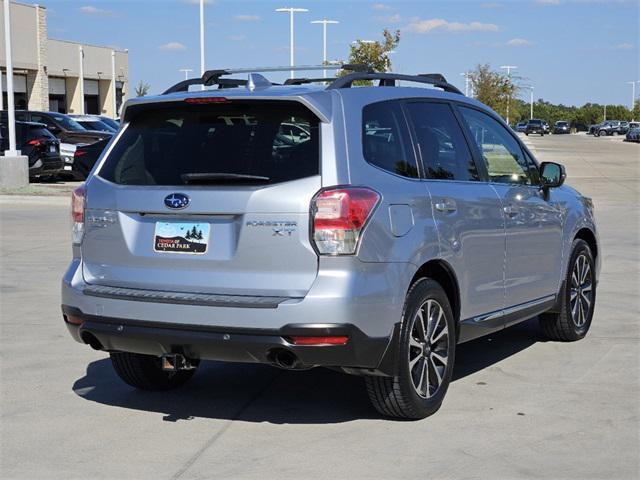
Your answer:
(588, 123), (601, 135)
(595, 120), (625, 137)
(515, 121), (527, 132)
(1, 110), (112, 145)
(98, 116), (120, 131)
(525, 119), (545, 135)
(618, 121), (630, 135)
(0, 121), (63, 179)
(543, 121), (550, 134)
(69, 115), (117, 133)
(60, 143), (77, 176)
(553, 121), (571, 134)
(72, 137), (110, 180)
(625, 126), (640, 143)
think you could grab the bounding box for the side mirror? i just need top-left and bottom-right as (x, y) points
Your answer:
(540, 162), (566, 189)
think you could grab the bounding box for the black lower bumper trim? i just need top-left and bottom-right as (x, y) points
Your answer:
(62, 305), (393, 372)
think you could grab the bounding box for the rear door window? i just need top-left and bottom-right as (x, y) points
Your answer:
(362, 101), (418, 178)
(98, 101), (319, 186)
(405, 102), (479, 181)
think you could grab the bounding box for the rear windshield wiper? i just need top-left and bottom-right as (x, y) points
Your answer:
(181, 173), (271, 185)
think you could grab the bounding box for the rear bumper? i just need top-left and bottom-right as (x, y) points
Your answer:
(61, 257), (412, 373)
(29, 156), (64, 176)
(62, 305), (396, 372)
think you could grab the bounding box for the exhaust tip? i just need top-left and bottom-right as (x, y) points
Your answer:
(80, 331), (103, 351)
(268, 348), (303, 370)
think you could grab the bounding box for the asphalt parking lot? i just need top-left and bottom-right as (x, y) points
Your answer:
(1, 133), (638, 479)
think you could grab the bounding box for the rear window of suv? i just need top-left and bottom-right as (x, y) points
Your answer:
(98, 101), (319, 186)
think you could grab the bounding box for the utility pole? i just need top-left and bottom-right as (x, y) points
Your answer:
(179, 68), (194, 80)
(311, 19), (339, 79)
(500, 65), (518, 125)
(604, 104), (607, 122)
(276, 7), (309, 79)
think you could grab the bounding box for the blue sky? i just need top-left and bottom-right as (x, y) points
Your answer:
(44, 0), (639, 106)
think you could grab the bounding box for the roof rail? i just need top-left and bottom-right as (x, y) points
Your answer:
(162, 63), (370, 95)
(326, 72), (463, 95)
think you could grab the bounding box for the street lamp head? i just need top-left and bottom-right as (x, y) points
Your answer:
(311, 19), (339, 24)
(276, 7), (309, 12)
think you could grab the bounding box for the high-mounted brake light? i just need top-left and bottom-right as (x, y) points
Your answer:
(184, 97), (229, 104)
(311, 187), (380, 255)
(71, 185), (86, 245)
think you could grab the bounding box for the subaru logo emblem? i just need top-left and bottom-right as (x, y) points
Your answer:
(164, 193), (190, 210)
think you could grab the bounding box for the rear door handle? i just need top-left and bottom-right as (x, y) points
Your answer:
(435, 199), (457, 213)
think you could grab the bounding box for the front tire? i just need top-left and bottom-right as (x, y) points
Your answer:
(539, 239), (596, 341)
(110, 352), (197, 391)
(365, 278), (456, 419)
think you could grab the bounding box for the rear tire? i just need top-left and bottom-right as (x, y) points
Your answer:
(365, 278), (456, 419)
(539, 239), (596, 341)
(110, 352), (197, 391)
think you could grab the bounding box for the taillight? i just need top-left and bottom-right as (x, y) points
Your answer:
(74, 150), (87, 157)
(27, 139), (42, 146)
(311, 187), (380, 255)
(71, 185), (86, 244)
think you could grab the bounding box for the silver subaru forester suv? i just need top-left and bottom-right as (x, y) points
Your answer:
(62, 67), (599, 419)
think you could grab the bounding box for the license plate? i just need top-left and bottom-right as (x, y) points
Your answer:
(49, 145), (56, 153)
(154, 222), (210, 254)
(64, 165), (72, 171)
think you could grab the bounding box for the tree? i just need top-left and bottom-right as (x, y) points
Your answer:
(469, 64), (519, 121)
(135, 81), (150, 97)
(344, 28), (400, 80)
(185, 230), (192, 240)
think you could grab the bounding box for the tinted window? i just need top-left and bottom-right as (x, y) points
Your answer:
(460, 107), (532, 185)
(406, 102), (479, 181)
(362, 101), (418, 178)
(99, 102), (319, 186)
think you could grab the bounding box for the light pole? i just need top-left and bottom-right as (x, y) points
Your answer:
(311, 19), (338, 79)
(529, 86), (534, 119)
(276, 7), (309, 79)
(199, 0), (205, 78)
(3, 0), (18, 155)
(179, 68), (194, 80)
(627, 81), (639, 113)
(500, 65), (518, 125)
(460, 72), (471, 97)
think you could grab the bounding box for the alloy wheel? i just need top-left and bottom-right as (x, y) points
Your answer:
(570, 254), (593, 328)
(408, 299), (449, 399)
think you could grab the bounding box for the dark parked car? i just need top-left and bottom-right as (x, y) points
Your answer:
(625, 125), (640, 143)
(525, 119), (545, 135)
(514, 121), (527, 132)
(553, 121), (571, 134)
(69, 115), (117, 133)
(594, 120), (627, 137)
(0, 121), (63, 178)
(72, 137), (110, 179)
(1, 110), (112, 145)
